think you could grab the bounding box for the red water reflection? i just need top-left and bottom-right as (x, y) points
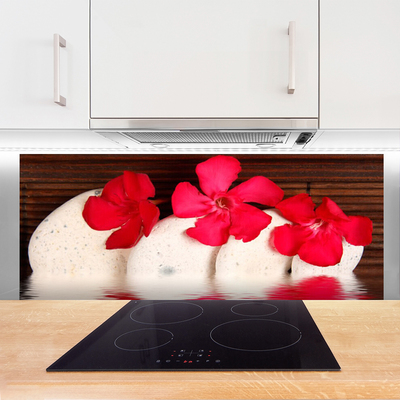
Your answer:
(266, 276), (371, 300)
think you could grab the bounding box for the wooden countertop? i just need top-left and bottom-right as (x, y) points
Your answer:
(0, 300), (399, 399)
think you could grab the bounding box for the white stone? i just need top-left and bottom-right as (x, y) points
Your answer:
(127, 215), (220, 278)
(28, 190), (131, 276)
(291, 239), (364, 278)
(213, 209), (293, 298)
(215, 209), (293, 278)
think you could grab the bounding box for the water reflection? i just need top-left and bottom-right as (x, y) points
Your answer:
(266, 275), (371, 300)
(20, 270), (371, 300)
(21, 273), (128, 300)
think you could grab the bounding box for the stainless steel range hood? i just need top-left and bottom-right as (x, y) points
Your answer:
(91, 118), (319, 150)
(89, 118), (318, 130)
(95, 129), (319, 150)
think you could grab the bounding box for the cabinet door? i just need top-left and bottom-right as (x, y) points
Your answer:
(0, 0), (89, 129)
(320, 0), (400, 129)
(91, 0), (318, 119)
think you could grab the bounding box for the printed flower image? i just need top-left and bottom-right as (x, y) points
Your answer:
(82, 171), (160, 249)
(273, 193), (373, 267)
(171, 155), (284, 246)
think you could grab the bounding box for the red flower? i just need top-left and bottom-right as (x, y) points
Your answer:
(82, 171), (160, 249)
(171, 155), (284, 246)
(273, 193), (373, 266)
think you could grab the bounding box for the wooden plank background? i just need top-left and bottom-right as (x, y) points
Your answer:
(20, 154), (384, 299)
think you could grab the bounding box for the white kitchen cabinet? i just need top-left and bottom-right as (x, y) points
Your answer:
(320, 0), (400, 129)
(90, 0), (318, 124)
(0, 0), (89, 129)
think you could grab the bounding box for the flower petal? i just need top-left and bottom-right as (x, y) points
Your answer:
(186, 211), (231, 246)
(228, 176), (284, 206)
(123, 171), (155, 201)
(273, 224), (310, 256)
(275, 193), (316, 225)
(139, 200), (160, 237)
(105, 216), (142, 249)
(229, 203), (272, 242)
(196, 155), (241, 199)
(315, 197), (350, 223)
(335, 215), (373, 246)
(298, 230), (343, 266)
(101, 175), (126, 205)
(82, 196), (130, 230)
(172, 182), (214, 218)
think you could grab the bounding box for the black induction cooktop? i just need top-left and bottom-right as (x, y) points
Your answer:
(47, 300), (340, 371)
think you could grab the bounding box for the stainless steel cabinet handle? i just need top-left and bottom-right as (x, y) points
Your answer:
(54, 34), (66, 106)
(288, 21), (295, 94)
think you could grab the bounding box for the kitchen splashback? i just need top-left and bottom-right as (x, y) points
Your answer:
(20, 154), (383, 300)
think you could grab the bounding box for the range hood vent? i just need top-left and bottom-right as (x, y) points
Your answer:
(121, 130), (288, 144)
(96, 129), (319, 150)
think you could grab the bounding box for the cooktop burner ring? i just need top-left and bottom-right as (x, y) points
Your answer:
(114, 328), (174, 352)
(210, 319), (302, 352)
(231, 302), (279, 317)
(130, 301), (204, 325)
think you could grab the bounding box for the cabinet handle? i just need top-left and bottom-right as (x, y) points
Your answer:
(288, 21), (295, 94)
(54, 34), (66, 106)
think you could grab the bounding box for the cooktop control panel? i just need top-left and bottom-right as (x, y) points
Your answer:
(156, 349), (219, 366)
